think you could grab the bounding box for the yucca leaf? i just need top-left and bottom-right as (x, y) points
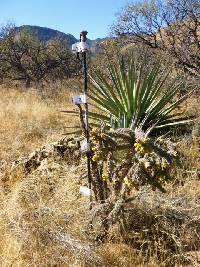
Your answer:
(155, 119), (194, 129)
(89, 72), (125, 113)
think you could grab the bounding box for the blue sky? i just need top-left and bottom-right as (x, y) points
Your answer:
(0, 0), (130, 39)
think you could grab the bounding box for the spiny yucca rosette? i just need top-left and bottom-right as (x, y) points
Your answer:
(87, 56), (194, 134)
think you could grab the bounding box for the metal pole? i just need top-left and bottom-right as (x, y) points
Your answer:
(80, 31), (92, 208)
(83, 52), (92, 184)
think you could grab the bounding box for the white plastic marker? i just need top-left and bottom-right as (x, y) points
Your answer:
(79, 186), (91, 196)
(71, 94), (87, 105)
(72, 41), (89, 53)
(81, 138), (90, 153)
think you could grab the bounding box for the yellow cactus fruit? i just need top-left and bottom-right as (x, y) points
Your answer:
(159, 175), (166, 183)
(92, 154), (99, 161)
(161, 158), (169, 169)
(102, 174), (110, 182)
(91, 127), (98, 134)
(92, 140), (99, 145)
(124, 177), (132, 188)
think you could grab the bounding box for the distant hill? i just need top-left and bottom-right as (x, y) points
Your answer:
(16, 25), (105, 53)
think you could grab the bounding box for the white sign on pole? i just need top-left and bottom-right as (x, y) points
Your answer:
(72, 94), (87, 105)
(81, 138), (90, 153)
(80, 186), (91, 196)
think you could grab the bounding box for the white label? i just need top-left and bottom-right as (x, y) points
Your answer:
(81, 139), (90, 152)
(77, 41), (89, 52)
(80, 186), (91, 196)
(72, 94), (87, 104)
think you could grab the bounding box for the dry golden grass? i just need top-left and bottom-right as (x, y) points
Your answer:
(0, 85), (199, 267)
(0, 162), (90, 266)
(0, 85), (79, 162)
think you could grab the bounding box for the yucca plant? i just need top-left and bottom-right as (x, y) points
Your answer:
(86, 56), (193, 135)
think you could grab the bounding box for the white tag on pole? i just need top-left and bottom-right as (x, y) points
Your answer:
(77, 41), (89, 52)
(72, 94), (87, 105)
(81, 139), (90, 153)
(80, 186), (91, 196)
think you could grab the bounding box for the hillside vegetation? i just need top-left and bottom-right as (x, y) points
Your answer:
(0, 84), (199, 266)
(0, 1), (200, 266)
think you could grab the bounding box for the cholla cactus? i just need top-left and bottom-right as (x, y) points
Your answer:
(87, 126), (180, 241)
(89, 127), (178, 201)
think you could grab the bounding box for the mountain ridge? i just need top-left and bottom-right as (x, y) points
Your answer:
(17, 25), (105, 52)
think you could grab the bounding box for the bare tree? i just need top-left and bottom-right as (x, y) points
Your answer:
(112, 0), (200, 78)
(0, 24), (80, 88)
